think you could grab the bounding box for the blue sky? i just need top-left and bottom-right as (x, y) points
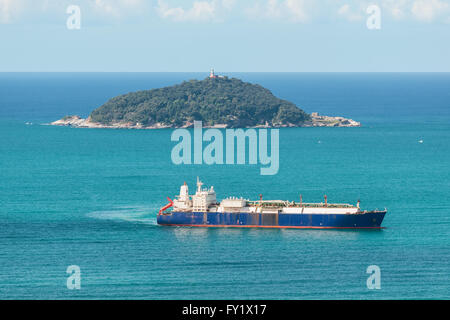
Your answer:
(0, 0), (449, 72)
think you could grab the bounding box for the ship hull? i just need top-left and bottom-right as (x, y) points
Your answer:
(157, 211), (386, 229)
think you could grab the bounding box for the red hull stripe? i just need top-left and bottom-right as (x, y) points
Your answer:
(159, 224), (384, 230)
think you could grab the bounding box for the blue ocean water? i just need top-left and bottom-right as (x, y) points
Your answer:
(0, 73), (449, 299)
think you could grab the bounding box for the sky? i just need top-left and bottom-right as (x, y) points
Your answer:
(0, 0), (449, 72)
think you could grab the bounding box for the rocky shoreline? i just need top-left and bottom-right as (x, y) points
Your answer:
(50, 113), (361, 129)
(306, 112), (361, 127)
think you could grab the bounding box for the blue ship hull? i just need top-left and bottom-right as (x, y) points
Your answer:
(157, 211), (386, 229)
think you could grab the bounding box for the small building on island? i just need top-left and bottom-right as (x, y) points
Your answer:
(210, 68), (218, 79)
(209, 68), (225, 79)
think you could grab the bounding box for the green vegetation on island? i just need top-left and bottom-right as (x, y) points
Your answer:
(88, 77), (311, 128)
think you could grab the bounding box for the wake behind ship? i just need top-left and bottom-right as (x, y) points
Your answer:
(157, 179), (387, 229)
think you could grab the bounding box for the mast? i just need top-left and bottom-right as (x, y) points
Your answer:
(196, 176), (203, 193)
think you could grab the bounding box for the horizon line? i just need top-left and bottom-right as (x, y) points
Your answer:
(1, 71), (450, 73)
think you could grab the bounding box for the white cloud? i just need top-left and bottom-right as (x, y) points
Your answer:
(0, 0), (147, 24)
(285, 0), (308, 22)
(91, 0), (121, 17)
(0, 0), (24, 23)
(381, 0), (408, 19)
(221, 0), (236, 10)
(245, 0), (310, 23)
(90, 0), (146, 18)
(411, 0), (449, 22)
(337, 3), (364, 22)
(1, 0), (449, 25)
(156, 0), (235, 22)
(264, 0), (281, 19)
(380, 0), (450, 22)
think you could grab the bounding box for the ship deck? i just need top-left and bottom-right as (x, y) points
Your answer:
(246, 201), (356, 209)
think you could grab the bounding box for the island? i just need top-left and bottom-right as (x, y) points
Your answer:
(51, 72), (361, 129)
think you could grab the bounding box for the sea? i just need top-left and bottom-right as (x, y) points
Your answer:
(0, 73), (449, 299)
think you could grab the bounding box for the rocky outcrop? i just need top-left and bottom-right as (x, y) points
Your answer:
(51, 113), (361, 129)
(51, 116), (172, 129)
(305, 113), (361, 127)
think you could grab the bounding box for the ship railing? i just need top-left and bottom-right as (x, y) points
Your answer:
(247, 201), (355, 209)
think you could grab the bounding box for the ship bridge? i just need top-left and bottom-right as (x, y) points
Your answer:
(172, 178), (216, 212)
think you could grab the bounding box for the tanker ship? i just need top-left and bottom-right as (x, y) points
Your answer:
(157, 179), (387, 229)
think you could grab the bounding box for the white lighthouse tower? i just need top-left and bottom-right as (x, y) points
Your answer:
(209, 68), (216, 79)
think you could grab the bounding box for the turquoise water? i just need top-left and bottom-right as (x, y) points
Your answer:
(0, 73), (449, 299)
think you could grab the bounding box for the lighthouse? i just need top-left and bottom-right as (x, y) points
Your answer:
(209, 68), (217, 79)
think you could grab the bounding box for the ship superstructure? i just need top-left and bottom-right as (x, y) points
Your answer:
(157, 179), (387, 229)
